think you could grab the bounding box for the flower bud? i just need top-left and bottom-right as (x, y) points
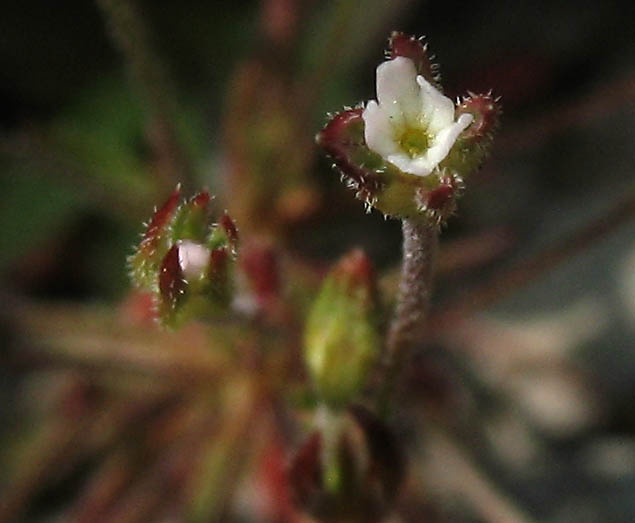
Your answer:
(129, 188), (239, 327)
(304, 250), (379, 409)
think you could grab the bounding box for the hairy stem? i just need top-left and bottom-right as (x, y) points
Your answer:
(379, 217), (439, 411)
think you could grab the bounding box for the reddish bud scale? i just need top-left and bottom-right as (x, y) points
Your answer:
(389, 31), (440, 88)
(316, 109), (382, 193)
(159, 244), (186, 310)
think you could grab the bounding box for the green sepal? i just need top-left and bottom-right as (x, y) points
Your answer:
(169, 191), (212, 243)
(128, 185), (181, 290)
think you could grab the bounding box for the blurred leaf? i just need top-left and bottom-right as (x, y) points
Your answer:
(0, 167), (83, 270)
(49, 75), (151, 200)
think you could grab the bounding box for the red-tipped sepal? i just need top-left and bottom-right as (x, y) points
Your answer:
(129, 185), (181, 289)
(389, 31), (441, 89)
(316, 108), (383, 199)
(170, 190), (212, 243)
(456, 92), (500, 141)
(414, 171), (465, 225)
(219, 211), (239, 253)
(158, 244), (187, 326)
(443, 92), (501, 177)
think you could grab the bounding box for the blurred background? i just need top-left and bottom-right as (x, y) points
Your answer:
(1, 0), (634, 521)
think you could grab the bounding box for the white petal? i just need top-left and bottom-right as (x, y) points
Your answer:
(362, 100), (401, 157)
(387, 152), (436, 177)
(426, 113), (473, 165)
(376, 57), (420, 121)
(178, 240), (210, 281)
(416, 75), (455, 133)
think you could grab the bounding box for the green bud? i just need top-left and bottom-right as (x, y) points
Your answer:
(304, 249), (379, 409)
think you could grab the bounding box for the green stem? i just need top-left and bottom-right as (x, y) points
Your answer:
(315, 404), (344, 495)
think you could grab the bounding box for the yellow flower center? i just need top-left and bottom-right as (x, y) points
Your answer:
(398, 127), (430, 158)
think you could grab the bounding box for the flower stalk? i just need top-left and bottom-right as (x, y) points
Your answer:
(379, 217), (439, 412)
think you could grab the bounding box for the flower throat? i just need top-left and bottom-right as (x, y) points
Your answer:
(398, 127), (431, 158)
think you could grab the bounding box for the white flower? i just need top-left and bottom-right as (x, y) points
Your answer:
(177, 240), (210, 281)
(362, 56), (473, 177)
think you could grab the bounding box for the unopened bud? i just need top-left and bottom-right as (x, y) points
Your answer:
(304, 249), (379, 409)
(128, 189), (239, 327)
